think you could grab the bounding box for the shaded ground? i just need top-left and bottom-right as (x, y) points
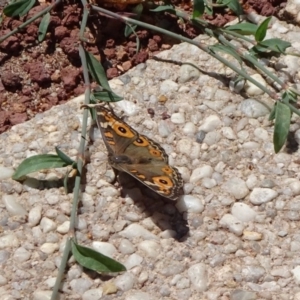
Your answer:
(0, 0), (287, 133)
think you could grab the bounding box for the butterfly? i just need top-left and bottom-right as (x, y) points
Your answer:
(90, 104), (183, 200)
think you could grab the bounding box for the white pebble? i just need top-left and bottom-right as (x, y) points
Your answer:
(120, 224), (158, 240)
(246, 174), (258, 190)
(13, 247), (31, 262)
(190, 165), (213, 184)
(0, 234), (19, 249)
(242, 231), (263, 241)
(178, 61), (201, 83)
(254, 127), (269, 140)
(244, 74), (267, 96)
(239, 98), (270, 118)
(202, 178), (217, 189)
(138, 240), (161, 258)
(221, 127), (236, 140)
(0, 166), (14, 180)
(292, 266), (300, 284)
(203, 131), (222, 145)
(125, 253), (143, 270)
(188, 263), (208, 292)
(177, 139), (192, 155)
(176, 195), (204, 213)
(40, 243), (59, 254)
(199, 115), (222, 132)
(171, 113), (185, 124)
(231, 203), (257, 222)
(182, 122), (196, 135)
(114, 273), (136, 291)
(92, 242), (117, 258)
(160, 79), (179, 93)
(82, 288), (103, 300)
(116, 100), (138, 116)
(290, 181), (300, 196)
(70, 278), (93, 294)
(33, 290), (53, 300)
(57, 221), (70, 234)
(222, 177), (249, 199)
(219, 214), (245, 236)
(28, 205), (43, 226)
(125, 291), (155, 300)
(0, 274), (7, 286)
(249, 188), (278, 205)
(40, 217), (57, 233)
(2, 194), (27, 216)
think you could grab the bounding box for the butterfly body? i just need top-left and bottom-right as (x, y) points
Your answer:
(94, 105), (183, 200)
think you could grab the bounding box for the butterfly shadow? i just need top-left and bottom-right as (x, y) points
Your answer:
(117, 172), (190, 242)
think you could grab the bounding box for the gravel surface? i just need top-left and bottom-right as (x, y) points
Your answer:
(2, 11), (300, 300)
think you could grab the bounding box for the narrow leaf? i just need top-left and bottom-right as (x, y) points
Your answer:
(3, 0), (35, 17)
(225, 22), (258, 35)
(273, 101), (291, 153)
(71, 240), (126, 273)
(124, 3), (143, 37)
(38, 12), (50, 42)
(226, 0), (243, 17)
(210, 44), (242, 63)
(252, 39), (291, 55)
(55, 147), (76, 166)
(85, 50), (111, 92)
(255, 16), (271, 42)
(12, 154), (71, 180)
(150, 4), (175, 12)
(93, 91), (123, 102)
(192, 0), (204, 19)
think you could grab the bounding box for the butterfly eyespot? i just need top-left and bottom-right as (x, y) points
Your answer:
(118, 126), (127, 133)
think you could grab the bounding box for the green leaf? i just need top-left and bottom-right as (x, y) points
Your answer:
(150, 4), (175, 13)
(71, 240), (126, 273)
(251, 38), (291, 55)
(85, 50), (111, 92)
(124, 3), (143, 37)
(38, 12), (50, 42)
(204, 5), (213, 16)
(226, 0), (243, 17)
(210, 44), (242, 64)
(192, 0), (204, 19)
(3, 0), (35, 17)
(225, 22), (258, 35)
(273, 101), (291, 153)
(255, 16), (271, 42)
(92, 91), (123, 102)
(268, 104), (276, 121)
(55, 147), (76, 166)
(12, 154), (71, 180)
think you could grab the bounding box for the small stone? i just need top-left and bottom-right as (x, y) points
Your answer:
(13, 247), (31, 262)
(221, 127), (236, 140)
(40, 243), (59, 254)
(244, 74), (267, 96)
(231, 203), (256, 222)
(219, 214), (244, 236)
(171, 112), (185, 124)
(120, 224), (158, 240)
(0, 234), (19, 249)
(124, 253), (143, 270)
(28, 205), (42, 226)
(188, 263), (208, 292)
(82, 288), (103, 300)
(92, 242), (117, 258)
(57, 221), (70, 234)
(0, 166), (14, 180)
(40, 217), (57, 233)
(2, 194), (27, 216)
(239, 98), (270, 118)
(182, 122), (196, 135)
(249, 188), (278, 205)
(199, 115), (222, 132)
(242, 231), (263, 241)
(160, 80), (178, 93)
(102, 281), (117, 295)
(33, 290), (53, 300)
(178, 61), (201, 83)
(70, 278), (93, 294)
(176, 195), (204, 213)
(222, 177), (249, 200)
(292, 266), (300, 284)
(190, 165), (213, 184)
(138, 240), (161, 258)
(0, 274), (7, 286)
(114, 273), (136, 291)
